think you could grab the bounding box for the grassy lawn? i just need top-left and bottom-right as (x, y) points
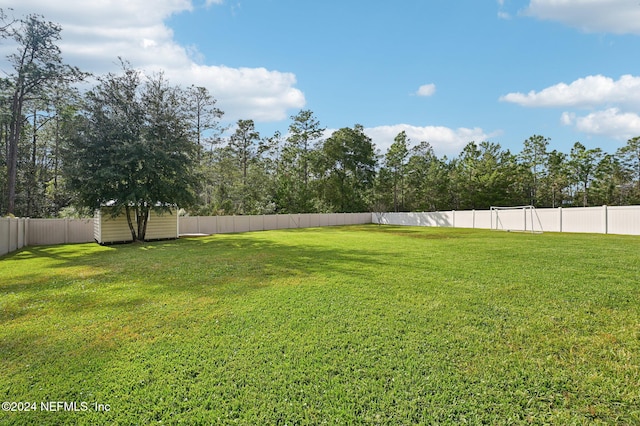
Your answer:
(1, 225), (639, 424)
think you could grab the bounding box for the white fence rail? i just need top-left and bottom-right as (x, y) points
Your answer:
(1, 213), (372, 257)
(373, 205), (640, 236)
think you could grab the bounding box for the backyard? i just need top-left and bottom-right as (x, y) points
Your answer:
(1, 225), (639, 424)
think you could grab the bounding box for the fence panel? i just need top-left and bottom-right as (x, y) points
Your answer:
(474, 211), (492, 229)
(454, 211), (475, 229)
(28, 219), (66, 245)
(178, 217), (198, 234)
(298, 214), (311, 228)
(607, 206), (640, 235)
(562, 207), (604, 234)
(68, 219), (94, 243)
(535, 208), (561, 233)
(263, 215), (278, 230)
(0, 218), (27, 256)
(234, 216), (251, 233)
(27, 218), (94, 245)
(0, 218), (10, 256)
(249, 215), (264, 232)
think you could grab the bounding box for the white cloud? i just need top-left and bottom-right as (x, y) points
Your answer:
(362, 124), (492, 156)
(561, 108), (640, 140)
(416, 84), (436, 97)
(525, 0), (640, 34)
(1, 0), (305, 122)
(504, 74), (640, 140)
(500, 74), (640, 108)
(180, 64), (305, 122)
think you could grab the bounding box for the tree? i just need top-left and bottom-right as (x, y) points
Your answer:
(591, 154), (629, 205)
(519, 135), (549, 206)
(228, 119), (260, 187)
(277, 110), (324, 213)
(64, 64), (199, 241)
(385, 131), (409, 212)
(287, 109), (324, 188)
(541, 150), (569, 208)
(453, 141), (526, 210)
(616, 136), (640, 203)
(453, 142), (481, 209)
(3, 13), (83, 215)
(186, 85), (224, 158)
(405, 141), (451, 211)
(568, 142), (603, 207)
(317, 125), (377, 212)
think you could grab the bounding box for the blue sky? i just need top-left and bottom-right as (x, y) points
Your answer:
(3, 0), (640, 156)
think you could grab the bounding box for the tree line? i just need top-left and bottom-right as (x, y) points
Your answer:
(2, 12), (640, 227)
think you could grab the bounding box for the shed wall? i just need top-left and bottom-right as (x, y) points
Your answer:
(95, 207), (178, 244)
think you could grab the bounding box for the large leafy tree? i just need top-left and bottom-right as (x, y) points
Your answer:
(317, 125), (377, 212)
(64, 63), (199, 241)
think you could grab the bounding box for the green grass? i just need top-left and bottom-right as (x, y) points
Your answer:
(1, 225), (639, 425)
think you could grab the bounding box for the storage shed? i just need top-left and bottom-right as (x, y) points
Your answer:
(94, 206), (178, 244)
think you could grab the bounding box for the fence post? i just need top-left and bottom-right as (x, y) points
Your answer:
(452, 210), (456, 228)
(558, 207), (563, 233)
(603, 205), (608, 234)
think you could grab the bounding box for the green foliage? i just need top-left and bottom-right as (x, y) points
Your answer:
(519, 134), (549, 206)
(275, 110), (325, 213)
(569, 142), (604, 207)
(1, 12), (84, 216)
(63, 64), (199, 240)
(1, 227), (640, 424)
(317, 125), (378, 212)
(385, 131), (409, 212)
(616, 136), (640, 203)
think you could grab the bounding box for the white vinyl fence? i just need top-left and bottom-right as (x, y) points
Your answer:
(0, 213), (372, 257)
(178, 213), (371, 235)
(0, 217), (27, 258)
(3, 207), (638, 258)
(373, 205), (640, 236)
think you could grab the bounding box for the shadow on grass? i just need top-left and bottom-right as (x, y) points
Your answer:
(0, 227), (402, 319)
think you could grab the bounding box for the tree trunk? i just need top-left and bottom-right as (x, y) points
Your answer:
(7, 95), (23, 215)
(125, 205), (137, 241)
(137, 206), (149, 241)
